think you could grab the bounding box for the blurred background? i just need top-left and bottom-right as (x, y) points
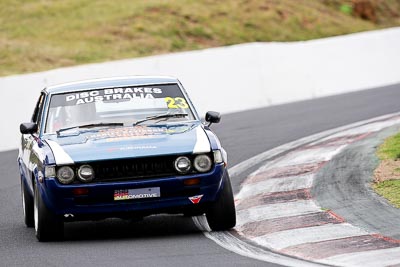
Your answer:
(2, 2), (400, 266)
(1, 0), (400, 76)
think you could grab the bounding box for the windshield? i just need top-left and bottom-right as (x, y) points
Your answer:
(45, 84), (196, 133)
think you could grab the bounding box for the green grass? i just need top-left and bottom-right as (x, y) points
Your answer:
(377, 132), (400, 160)
(373, 180), (400, 208)
(374, 132), (400, 208)
(1, 0), (400, 76)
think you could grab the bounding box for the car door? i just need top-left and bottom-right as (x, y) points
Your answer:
(20, 92), (46, 190)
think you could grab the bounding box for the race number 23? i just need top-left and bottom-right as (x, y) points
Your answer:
(165, 97), (189, 109)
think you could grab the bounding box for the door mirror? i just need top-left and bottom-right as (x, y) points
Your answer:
(205, 111), (221, 126)
(20, 123), (38, 134)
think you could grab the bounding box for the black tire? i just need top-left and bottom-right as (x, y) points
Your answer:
(34, 180), (64, 242)
(206, 171), (236, 231)
(21, 179), (34, 228)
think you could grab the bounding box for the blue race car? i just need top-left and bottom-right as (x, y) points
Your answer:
(18, 76), (236, 241)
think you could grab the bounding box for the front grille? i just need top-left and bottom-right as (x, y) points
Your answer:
(64, 153), (214, 183)
(92, 155), (179, 182)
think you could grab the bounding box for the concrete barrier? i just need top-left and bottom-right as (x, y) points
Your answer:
(1, 27), (400, 151)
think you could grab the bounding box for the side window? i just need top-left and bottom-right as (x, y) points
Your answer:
(31, 93), (46, 132)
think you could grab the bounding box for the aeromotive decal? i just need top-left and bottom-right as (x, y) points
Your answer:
(189, 195), (204, 204)
(114, 187), (161, 201)
(193, 127), (211, 153)
(45, 140), (74, 165)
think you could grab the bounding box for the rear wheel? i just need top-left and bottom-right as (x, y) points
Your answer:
(206, 171), (236, 231)
(21, 179), (34, 227)
(34, 181), (64, 242)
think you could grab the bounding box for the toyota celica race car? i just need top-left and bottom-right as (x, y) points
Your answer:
(18, 76), (236, 241)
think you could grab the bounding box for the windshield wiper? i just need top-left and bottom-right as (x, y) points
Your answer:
(133, 113), (188, 126)
(56, 122), (124, 135)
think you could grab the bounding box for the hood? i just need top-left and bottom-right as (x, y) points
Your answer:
(43, 123), (211, 164)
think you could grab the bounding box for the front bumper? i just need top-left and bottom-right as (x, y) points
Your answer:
(39, 163), (225, 220)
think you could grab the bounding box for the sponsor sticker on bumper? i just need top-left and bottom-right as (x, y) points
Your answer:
(189, 194), (203, 204)
(114, 187), (161, 201)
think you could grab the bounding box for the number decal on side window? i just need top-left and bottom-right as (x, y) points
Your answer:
(165, 97), (189, 109)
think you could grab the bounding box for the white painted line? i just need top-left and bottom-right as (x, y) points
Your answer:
(195, 113), (400, 265)
(229, 112), (400, 179)
(204, 231), (325, 267)
(235, 174), (313, 201)
(236, 200), (321, 226)
(192, 216), (324, 267)
(267, 146), (345, 169)
(252, 223), (371, 250)
(192, 214), (211, 232)
(320, 118), (400, 142)
(319, 246), (400, 267)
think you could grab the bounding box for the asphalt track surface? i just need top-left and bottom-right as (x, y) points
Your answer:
(314, 125), (400, 240)
(1, 83), (400, 266)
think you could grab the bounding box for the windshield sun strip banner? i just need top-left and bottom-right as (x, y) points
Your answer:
(49, 84), (189, 107)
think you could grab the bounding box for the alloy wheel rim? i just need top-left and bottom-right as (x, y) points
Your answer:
(34, 188), (38, 233)
(22, 189), (26, 218)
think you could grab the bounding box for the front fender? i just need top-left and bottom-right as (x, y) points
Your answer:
(18, 158), (34, 198)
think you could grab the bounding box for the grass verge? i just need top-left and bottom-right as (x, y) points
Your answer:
(373, 132), (400, 208)
(377, 132), (400, 159)
(1, 0), (400, 76)
(373, 180), (400, 208)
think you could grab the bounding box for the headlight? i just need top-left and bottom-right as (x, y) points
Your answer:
(77, 165), (95, 183)
(194, 154), (212, 173)
(56, 166), (75, 184)
(174, 156), (191, 174)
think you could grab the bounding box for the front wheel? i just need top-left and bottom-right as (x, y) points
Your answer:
(34, 181), (64, 242)
(206, 171), (236, 231)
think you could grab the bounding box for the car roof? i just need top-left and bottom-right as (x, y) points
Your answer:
(44, 76), (179, 94)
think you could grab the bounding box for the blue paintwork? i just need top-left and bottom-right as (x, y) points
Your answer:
(44, 122), (206, 163)
(18, 76), (227, 221)
(42, 164), (225, 216)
